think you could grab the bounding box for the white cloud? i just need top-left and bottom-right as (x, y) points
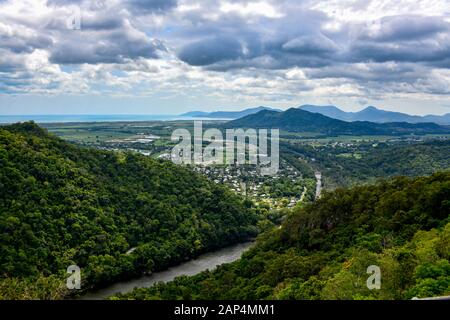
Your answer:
(0, 0), (450, 114)
(219, 1), (284, 18)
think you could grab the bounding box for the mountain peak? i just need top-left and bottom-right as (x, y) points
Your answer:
(296, 104), (450, 125)
(179, 106), (281, 120)
(362, 106), (379, 111)
(225, 107), (449, 135)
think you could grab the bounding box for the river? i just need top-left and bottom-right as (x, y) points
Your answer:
(79, 241), (254, 300)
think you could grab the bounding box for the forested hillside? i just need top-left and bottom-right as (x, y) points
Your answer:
(118, 173), (450, 300)
(226, 108), (450, 136)
(282, 140), (450, 188)
(0, 122), (261, 299)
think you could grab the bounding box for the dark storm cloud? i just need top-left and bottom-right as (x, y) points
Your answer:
(34, 0), (172, 65)
(125, 0), (178, 14)
(347, 16), (450, 65)
(4, 1), (450, 74)
(350, 40), (450, 64)
(1, 0), (450, 101)
(46, 0), (84, 6)
(343, 15), (450, 68)
(178, 36), (245, 66)
(177, 33), (337, 70)
(34, 5), (165, 65)
(0, 34), (53, 54)
(46, 0), (178, 15)
(81, 15), (125, 30)
(204, 54), (333, 72)
(358, 15), (449, 42)
(174, 7), (450, 74)
(281, 34), (339, 55)
(174, 6), (334, 70)
(49, 30), (161, 64)
(305, 62), (426, 83)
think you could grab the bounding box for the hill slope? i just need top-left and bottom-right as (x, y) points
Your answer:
(0, 122), (260, 299)
(226, 108), (450, 135)
(282, 139), (450, 187)
(118, 172), (450, 300)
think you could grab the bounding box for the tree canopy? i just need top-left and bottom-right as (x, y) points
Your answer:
(0, 122), (261, 299)
(117, 172), (450, 300)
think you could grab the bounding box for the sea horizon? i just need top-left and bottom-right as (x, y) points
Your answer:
(0, 114), (231, 124)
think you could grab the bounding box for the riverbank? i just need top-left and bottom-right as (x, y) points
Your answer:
(78, 241), (255, 300)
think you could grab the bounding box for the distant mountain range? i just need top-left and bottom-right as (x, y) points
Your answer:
(179, 106), (281, 119)
(226, 108), (450, 136)
(180, 105), (450, 125)
(299, 105), (450, 125)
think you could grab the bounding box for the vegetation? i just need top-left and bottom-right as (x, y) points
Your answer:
(1, 121), (449, 301)
(116, 172), (450, 300)
(0, 122), (262, 299)
(282, 139), (450, 188)
(227, 108), (450, 136)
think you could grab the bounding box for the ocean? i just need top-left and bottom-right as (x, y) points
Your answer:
(0, 114), (226, 124)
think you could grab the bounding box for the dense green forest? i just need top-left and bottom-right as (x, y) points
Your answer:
(116, 172), (450, 300)
(0, 122), (264, 299)
(282, 140), (450, 188)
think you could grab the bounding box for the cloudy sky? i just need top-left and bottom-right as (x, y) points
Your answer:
(1, 0), (450, 115)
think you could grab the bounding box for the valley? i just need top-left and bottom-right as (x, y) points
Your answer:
(1, 109), (449, 300)
(2, 0), (450, 311)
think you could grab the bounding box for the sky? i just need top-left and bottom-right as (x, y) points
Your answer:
(1, 0), (450, 115)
